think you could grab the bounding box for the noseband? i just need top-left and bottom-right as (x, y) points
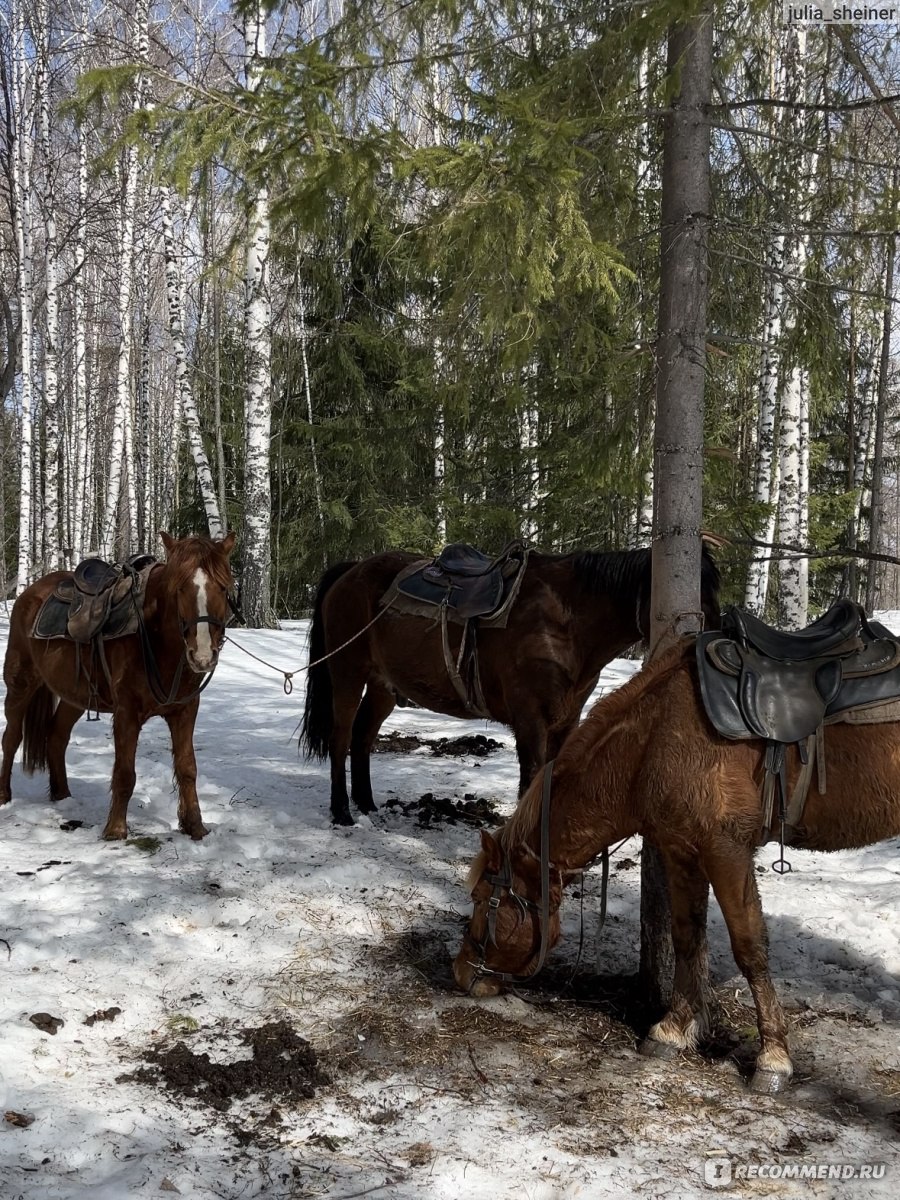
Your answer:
(468, 761), (555, 985)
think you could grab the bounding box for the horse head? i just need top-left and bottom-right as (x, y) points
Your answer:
(160, 531), (237, 673)
(453, 828), (566, 997)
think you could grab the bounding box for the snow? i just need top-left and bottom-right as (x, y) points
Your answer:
(2, 613), (900, 1198)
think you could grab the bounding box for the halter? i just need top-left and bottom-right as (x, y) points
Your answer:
(467, 761), (556, 985)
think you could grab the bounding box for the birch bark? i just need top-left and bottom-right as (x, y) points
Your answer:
(11, 0), (35, 592)
(99, 0), (148, 558)
(36, 0), (59, 570)
(241, 3), (276, 626)
(160, 185), (223, 537)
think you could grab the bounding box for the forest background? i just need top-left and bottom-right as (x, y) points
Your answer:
(0, 0), (898, 626)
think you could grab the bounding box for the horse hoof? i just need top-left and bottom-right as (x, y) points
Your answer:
(188, 825), (208, 841)
(749, 1068), (791, 1096)
(102, 826), (126, 841)
(332, 810), (355, 827)
(355, 802), (378, 816)
(639, 1037), (679, 1061)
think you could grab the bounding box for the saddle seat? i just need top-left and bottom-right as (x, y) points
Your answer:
(723, 598), (864, 662)
(396, 541), (527, 621)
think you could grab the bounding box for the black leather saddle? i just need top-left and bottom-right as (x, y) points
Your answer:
(698, 600), (900, 745)
(397, 542), (526, 621)
(696, 600), (900, 844)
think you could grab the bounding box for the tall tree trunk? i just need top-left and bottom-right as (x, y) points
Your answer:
(241, 3), (276, 626)
(865, 229), (896, 611)
(36, 0), (59, 571)
(641, 6), (713, 1009)
(11, 0), (35, 593)
(100, 0), (148, 558)
(161, 185), (223, 537)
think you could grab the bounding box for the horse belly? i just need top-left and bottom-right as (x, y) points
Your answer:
(373, 616), (504, 721)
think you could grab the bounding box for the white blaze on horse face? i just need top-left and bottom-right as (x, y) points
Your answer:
(190, 568), (214, 669)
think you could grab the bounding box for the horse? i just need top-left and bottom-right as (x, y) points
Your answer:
(301, 545), (720, 824)
(0, 532), (236, 841)
(452, 638), (900, 1095)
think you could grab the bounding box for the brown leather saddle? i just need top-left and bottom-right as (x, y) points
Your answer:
(696, 599), (900, 851)
(33, 554), (158, 644)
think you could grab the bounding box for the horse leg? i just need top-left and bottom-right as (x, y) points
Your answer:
(0, 672), (40, 801)
(328, 674), (368, 826)
(640, 851), (711, 1059)
(513, 717), (549, 797)
(102, 709), (142, 841)
(705, 848), (793, 1094)
(164, 702), (207, 840)
(47, 702), (84, 802)
(349, 682), (396, 814)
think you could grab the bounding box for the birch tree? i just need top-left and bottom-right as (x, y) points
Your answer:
(241, 2), (275, 627)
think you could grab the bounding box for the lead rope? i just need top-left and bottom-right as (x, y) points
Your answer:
(223, 599), (396, 695)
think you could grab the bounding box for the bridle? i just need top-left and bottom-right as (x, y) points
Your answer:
(466, 762), (557, 985)
(134, 571), (243, 708)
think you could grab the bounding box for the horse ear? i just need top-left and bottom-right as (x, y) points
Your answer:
(159, 531), (176, 555)
(479, 829), (502, 872)
(220, 530), (237, 556)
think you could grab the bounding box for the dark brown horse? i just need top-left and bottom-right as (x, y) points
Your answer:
(0, 532), (236, 840)
(301, 546), (719, 824)
(453, 640), (900, 1094)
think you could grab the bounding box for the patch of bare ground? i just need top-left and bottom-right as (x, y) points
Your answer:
(319, 922), (900, 1182)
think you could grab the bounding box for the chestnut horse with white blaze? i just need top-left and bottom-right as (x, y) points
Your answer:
(453, 640), (900, 1094)
(0, 532), (236, 840)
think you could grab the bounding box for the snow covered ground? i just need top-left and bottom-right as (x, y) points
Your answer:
(2, 613), (900, 1199)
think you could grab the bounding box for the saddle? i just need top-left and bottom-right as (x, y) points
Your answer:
(696, 600), (900, 846)
(394, 542), (526, 621)
(381, 542), (530, 715)
(33, 554), (158, 645)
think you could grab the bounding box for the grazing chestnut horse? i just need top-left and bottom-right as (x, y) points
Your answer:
(302, 546), (720, 824)
(453, 639), (900, 1095)
(0, 532), (236, 840)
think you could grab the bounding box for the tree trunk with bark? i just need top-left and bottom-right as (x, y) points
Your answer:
(641, 6), (713, 1010)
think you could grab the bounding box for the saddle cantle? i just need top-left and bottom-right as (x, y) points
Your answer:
(33, 554), (158, 644)
(380, 542), (530, 716)
(696, 600), (900, 844)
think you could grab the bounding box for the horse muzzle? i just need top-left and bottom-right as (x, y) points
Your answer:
(186, 647), (219, 674)
(452, 950), (503, 997)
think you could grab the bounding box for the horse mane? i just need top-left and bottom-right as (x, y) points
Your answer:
(163, 536), (234, 590)
(570, 544), (720, 628)
(496, 639), (693, 854)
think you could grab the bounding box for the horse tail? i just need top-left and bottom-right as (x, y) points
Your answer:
(301, 561), (357, 761)
(22, 685), (57, 776)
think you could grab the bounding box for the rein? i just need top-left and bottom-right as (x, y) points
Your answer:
(469, 763), (554, 985)
(468, 763), (614, 989)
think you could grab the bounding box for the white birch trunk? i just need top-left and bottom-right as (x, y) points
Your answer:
(297, 280), (325, 538)
(36, 0), (60, 571)
(12, 0), (35, 592)
(100, 0), (148, 558)
(160, 186), (223, 537)
(744, 236), (786, 612)
(777, 364), (805, 628)
(242, 5), (275, 626)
